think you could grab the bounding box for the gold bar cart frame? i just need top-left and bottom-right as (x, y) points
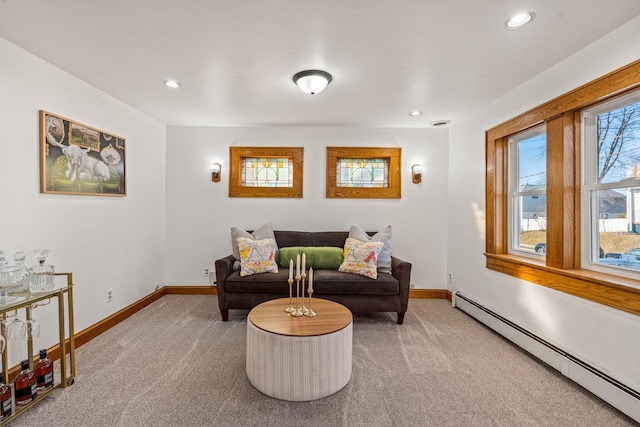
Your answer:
(0, 272), (75, 423)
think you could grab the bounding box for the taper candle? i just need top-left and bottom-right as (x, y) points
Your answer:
(289, 259), (293, 281)
(296, 254), (300, 277)
(309, 267), (313, 291)
(302, 253), (306, 273)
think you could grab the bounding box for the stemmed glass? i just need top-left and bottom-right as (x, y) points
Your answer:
(21, 318), (40, 340)
(7, 317), (25, 341)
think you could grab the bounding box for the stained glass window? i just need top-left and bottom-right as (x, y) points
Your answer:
(336, 158), (389, 188)
(241, 157), (293, 187)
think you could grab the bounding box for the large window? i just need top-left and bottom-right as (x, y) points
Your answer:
(508, 125), (546, 256)
(582, 90), (640, 276)
(485, 58), (640, 316)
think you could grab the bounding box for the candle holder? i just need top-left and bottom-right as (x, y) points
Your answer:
(292, 275), (303, 317)
(305, 288), (316, 317)
(284, 278), (295, 313)
(300, 273), (309, 315)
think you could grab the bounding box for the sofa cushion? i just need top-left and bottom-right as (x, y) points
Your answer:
(349, 225), (392, 274)
(237, 237), (278, 277)
(312, 269), (399, 295)
(226, 270), (292, 293)
(231, 224), (278, 269)
(339, 238), (384, 279)
(278, 246), (343, 270)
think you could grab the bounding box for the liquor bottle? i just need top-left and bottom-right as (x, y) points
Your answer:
(14, 360), (36, 406)
(34, 349), (54, 391)
(0, 372), (11, 420)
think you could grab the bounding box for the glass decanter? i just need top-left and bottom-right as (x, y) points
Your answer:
(10, 252), (30, 294)
(29, 249), (55, 292)
(0, 251), (24, 303)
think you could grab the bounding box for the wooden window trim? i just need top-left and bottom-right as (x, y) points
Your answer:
(326, 147), (401, 199)
(229, 147), (303, 198)
(486, 59), (640, 316)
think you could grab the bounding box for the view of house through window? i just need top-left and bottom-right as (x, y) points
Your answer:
(508, 125), (547, 255)
(582, 90), (640, 273)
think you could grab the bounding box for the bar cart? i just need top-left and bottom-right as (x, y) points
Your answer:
(0, 272), (75, 424)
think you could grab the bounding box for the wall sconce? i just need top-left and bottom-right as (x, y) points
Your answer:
(211, 163), (221, 182)
(412, 164), (423, 184)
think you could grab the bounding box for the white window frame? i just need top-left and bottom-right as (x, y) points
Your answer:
(581, 88), (640, 279)
(507, 125), (546, 258)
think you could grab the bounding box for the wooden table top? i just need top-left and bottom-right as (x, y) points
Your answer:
(248, 298), (352, 337)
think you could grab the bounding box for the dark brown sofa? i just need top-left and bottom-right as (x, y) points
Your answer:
(215, 230), (412, 324)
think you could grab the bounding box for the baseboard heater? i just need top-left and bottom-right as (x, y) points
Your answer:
(453, 291), (640, 423)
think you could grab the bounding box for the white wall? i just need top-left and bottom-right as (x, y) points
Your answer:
(165, 126), (449, 290)
(447, 17), (640, 392)
(0, 38), (166, 365)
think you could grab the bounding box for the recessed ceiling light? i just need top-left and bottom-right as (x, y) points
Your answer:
(505, 12), (535, 29)
(164, 80), (181, 89)
(430, 120), (451, 127)
(409, 111), (423, 117)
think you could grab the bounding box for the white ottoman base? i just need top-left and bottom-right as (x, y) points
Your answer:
(246, 319), (353, 401)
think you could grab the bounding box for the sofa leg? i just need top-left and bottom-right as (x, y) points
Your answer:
(221, 309), (229, 321)
(397, 312), (405, 325)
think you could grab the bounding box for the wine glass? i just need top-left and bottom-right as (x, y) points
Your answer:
(7, 317), (24, 341)
(0, 334), (5, 355)
(21, 318), (40, 340)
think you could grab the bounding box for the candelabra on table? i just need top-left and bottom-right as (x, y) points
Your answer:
(285, 256), (316, 317)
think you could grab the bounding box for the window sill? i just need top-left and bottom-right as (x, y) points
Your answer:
(485, 253), (640, 316)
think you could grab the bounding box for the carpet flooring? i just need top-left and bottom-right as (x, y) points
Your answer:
(10, 295), (638, 426)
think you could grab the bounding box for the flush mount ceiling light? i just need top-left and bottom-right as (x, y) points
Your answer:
(409, 111), (423, 116)
(164, 80), (181, 89)
(292, 70), (332, 95)
(505, 12), (535, 29)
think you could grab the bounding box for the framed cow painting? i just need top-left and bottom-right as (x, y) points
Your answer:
(39, 111), (126, 196)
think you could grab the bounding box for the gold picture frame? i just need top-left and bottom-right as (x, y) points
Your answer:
(40, 111), (126, 196)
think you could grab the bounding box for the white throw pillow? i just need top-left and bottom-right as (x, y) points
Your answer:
(238, 237), (279, 277)
(339, 238), (384, 279)
(231, 223), (278, 270)
(348, 225), (392, 274)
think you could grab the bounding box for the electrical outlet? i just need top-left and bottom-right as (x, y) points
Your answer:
(106, 288), (113, 303)
(204, 268), (210, 277)
(448, 272), (453, 283)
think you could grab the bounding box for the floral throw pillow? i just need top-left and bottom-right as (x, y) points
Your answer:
(339, 238), (384, 279)
(237, 237), (278, 277)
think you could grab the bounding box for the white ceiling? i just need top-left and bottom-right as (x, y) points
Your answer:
(1, 1), (639, 128)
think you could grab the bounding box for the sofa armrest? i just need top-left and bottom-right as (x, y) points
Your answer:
(215, 255), (235, 305)
(391, 256), (412, 311)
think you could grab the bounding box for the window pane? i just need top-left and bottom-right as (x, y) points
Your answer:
(336, 158), (389, 188)
(515, 196), (547, 253)
(241, 157), (293, 187)
(597, 101), (640, 184)
(518, 132), (546, 191)
(509, 125), (546, 256)
(594, 188), (640, 270)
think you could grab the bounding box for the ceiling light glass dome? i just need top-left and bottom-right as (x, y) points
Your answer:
(293, 70), (332, 95)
